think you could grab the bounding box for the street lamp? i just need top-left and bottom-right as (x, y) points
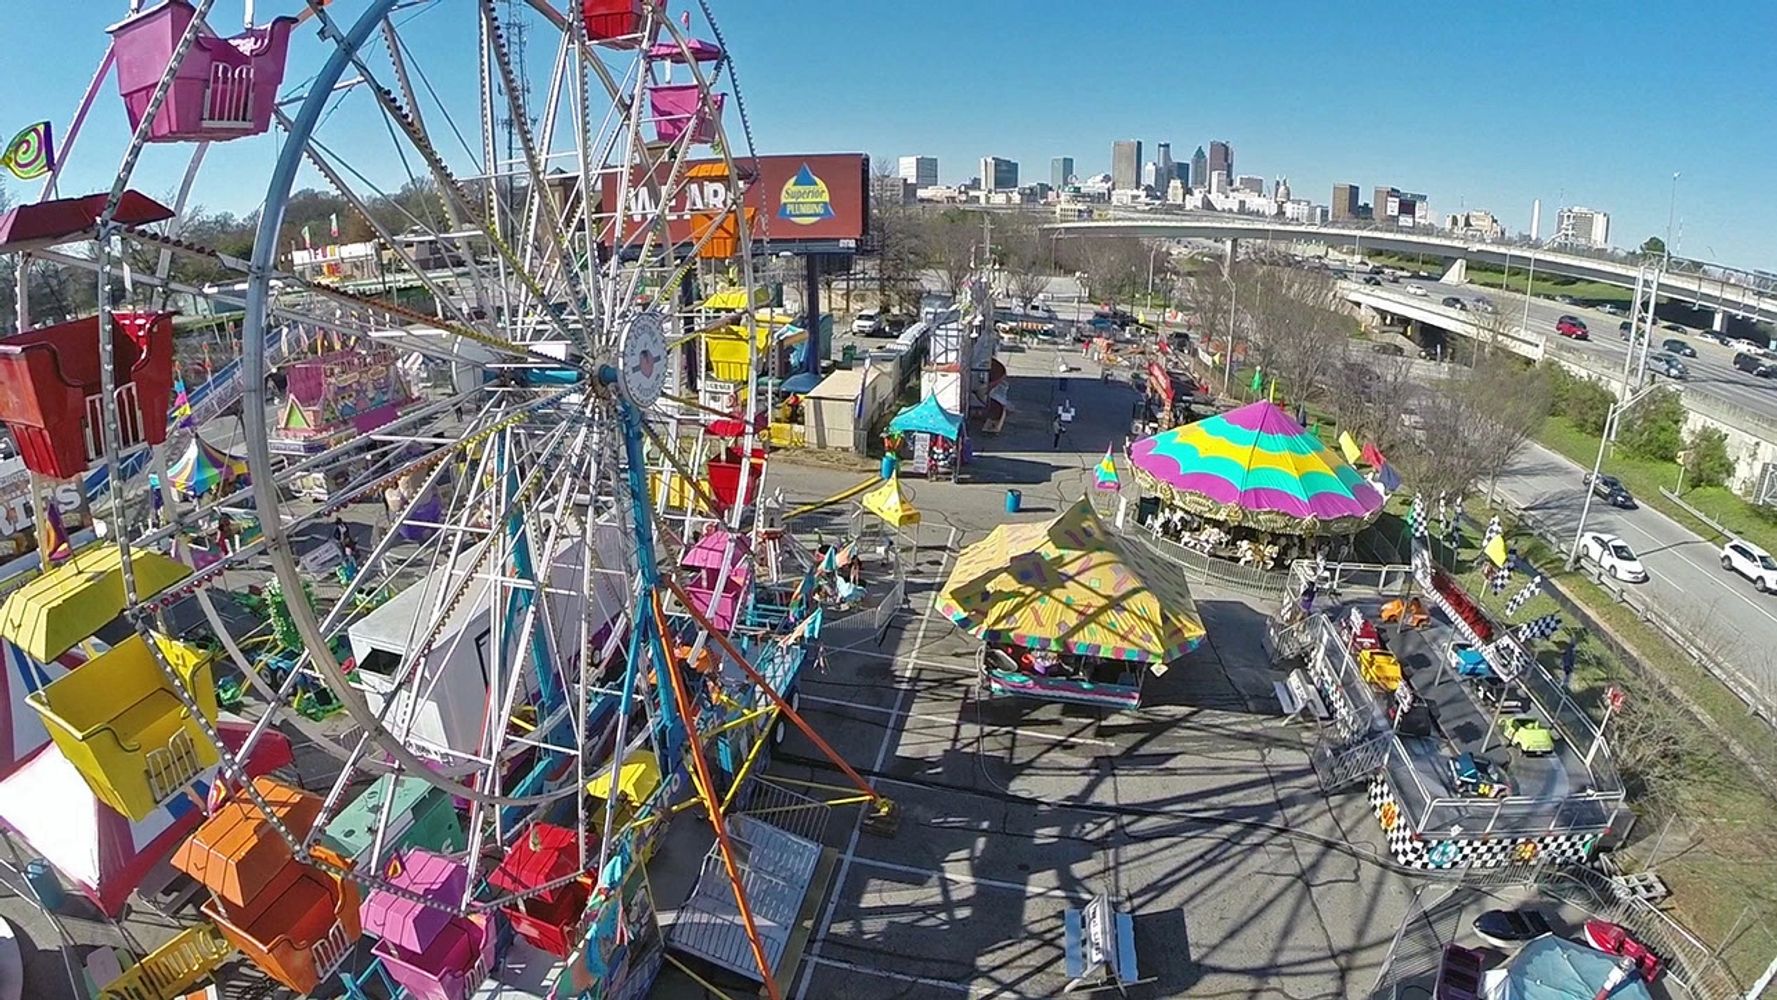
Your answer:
(1146, 242), (1162, 305)
(1567, 378), (1662, 568)
(1666, 171), (1680, 262)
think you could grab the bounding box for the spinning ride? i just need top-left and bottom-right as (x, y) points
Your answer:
(0, 3), (877, 997)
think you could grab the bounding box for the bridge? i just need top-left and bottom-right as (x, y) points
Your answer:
(1044, 215), (1777, 325)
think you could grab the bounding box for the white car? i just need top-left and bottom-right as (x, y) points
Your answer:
(1579, 532), (1648, 583)
(1722, 539), (1777, 592)
(1405, 284), (1428, 297)
(850, 310), (883, 336)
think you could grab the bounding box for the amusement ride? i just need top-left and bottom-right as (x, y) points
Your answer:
(0, 1), (881, 997)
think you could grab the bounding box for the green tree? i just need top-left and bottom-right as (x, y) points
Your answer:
(1619, 388), (1685, 462)
(1638, 236), (1667, 258)
(1561, 376), (1616, 435)
(1682, 426), (1733, 489)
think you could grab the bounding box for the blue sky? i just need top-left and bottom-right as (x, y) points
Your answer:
(6, 1), (1774, 270)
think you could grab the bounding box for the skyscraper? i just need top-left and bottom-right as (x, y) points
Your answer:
(898, 156), (937, 187)
(1555, 206), (1611, 248)
(1177, 160), (1191, 189)
(979, 156), (1018, 191)
(1331, 183), (1359, 221)
(1208, 140), (1232, 186)
(1051, 156), (1075, 189)
(1112, 139), (1142, 191)
(1235, 175), (1264, 195)
(1190, 146), (1208, 191)
(1156, 143), (1175, 188)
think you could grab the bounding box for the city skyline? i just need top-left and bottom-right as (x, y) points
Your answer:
(8, 2), (1772, 269)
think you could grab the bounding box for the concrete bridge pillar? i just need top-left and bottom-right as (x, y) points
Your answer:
(1441, 257), (1468, 284)
(1224, 238), (1239, 273)
(1714, 309), (1729, 334)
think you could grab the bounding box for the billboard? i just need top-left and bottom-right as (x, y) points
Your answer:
(601, 153), (869, 249)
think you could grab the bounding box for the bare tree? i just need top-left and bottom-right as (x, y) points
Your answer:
(1451, 355), (1552, 498)
(1058, 236), (1146, 307)
(995, 214), (1052, 306)
(1240, 267), (1350, 401)
(868, 163), (921, 313)
(918, 209), (979, 301)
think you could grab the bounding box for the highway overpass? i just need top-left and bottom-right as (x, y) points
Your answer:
(1044, 215), (1777, 325)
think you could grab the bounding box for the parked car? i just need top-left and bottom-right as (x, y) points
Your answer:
(1441, 295), (1467, 310)
(1555, 315), (1589, 339)
(1474, 909), (1553, 946)
(1661, 338), (1696, 357)
(850, 310), (883, 336)
(1734, 351), (1776, 377)
(1471, 296), (1496, 313)
(1600, 304), (1624, 316)
(1721, 539), (1777, 592)
(1448, 752), (1511, 798)
(1664, 323), (1687, 334)
(1472, 676), (1528, 713)
(1579, 531), (1649, 583)
(1650, 353), (1688, 380)
(1554, 294), (1577, 305)
(1501, 715), (1558, 756)
(884, 313), (912, 334)
(1584, 473), (1637, 509)
(1405, 284), (1428, 297)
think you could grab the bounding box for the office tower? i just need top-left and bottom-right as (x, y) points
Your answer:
(1112, 139), (1142, 191)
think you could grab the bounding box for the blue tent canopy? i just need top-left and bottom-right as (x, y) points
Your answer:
(888, 395), (962, 440)
(1488, 935), (1652, 1000)
(780, 372), (822, 394)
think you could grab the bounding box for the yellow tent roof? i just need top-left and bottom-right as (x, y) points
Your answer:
(937, 498), (1204, 667)
(585, 748), (662, 804)
(701, 287), (772, 311)
(862, 475), (921, 528)
(0, 545), (192, 663)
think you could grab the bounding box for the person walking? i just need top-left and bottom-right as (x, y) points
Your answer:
(1052, 414), (1064, 449)
(1560, 636), (1579, 691)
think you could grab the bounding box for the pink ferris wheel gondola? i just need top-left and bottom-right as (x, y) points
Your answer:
(108, 0), (299, 142)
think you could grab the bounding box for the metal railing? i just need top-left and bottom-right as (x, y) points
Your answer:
(1539, 865), (1742, 1000)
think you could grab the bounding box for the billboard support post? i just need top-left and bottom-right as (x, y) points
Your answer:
(804, 252), (822, 378)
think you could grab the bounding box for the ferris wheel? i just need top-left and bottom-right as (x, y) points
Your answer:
(0, 2), (879, 997)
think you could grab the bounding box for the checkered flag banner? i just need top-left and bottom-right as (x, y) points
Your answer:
(1504, 574), (1544, 617)
(1450, 495), (1465, 529)
(1480, 515), (1502, 550)
(1406, 493), (1428, 539)
(1490, 562), (1511, 595)
(1515, 612), (1563, 643)
(1435, 493), (1450, 537)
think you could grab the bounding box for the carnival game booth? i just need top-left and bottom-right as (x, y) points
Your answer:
(1286, 557), (1628, 871)
(1129, 400), (1382, 569)
(270, 347), (415, 497)
(887, 394), (965, 480)
(942, 498), (1205, 710)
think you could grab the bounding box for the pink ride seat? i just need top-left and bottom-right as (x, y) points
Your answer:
(109, 0), (298, 142)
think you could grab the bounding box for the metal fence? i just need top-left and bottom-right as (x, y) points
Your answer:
(1538, 866), (1743, 1000)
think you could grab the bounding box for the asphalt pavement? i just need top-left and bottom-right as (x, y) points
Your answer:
(1380, 276), (1777, 420)
(1492, 439), (1777, 701)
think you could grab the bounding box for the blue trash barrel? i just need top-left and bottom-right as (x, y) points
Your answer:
(1005, 489), (1022, 514)
(24, 859), (64, 910)
(880, 454), (897, 480)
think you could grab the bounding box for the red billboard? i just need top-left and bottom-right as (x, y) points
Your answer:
(600, 153), (868, 248)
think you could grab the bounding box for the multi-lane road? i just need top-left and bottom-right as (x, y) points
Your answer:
(1364, 275), (1777, 423)
(1493, 439), (1777, 704)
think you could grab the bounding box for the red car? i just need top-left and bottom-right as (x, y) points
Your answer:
(1556, 315), (1589, 340)
(1585, 919), (1664, 981)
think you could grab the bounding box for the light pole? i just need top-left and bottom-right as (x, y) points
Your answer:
(1568, 378), (1662, 568)
(1666, 171), (1680, 261)
(1146, 242), (1162, 306)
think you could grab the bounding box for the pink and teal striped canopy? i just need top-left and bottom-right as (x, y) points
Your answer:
(1130, 400), (1383, 535)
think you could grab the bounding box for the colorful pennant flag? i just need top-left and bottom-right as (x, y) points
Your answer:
(0, 121), (54, 180)
(1338, 431), (1362, 465)
(172, 377), (194, 428)
(37, 499), (71, 564)
(329, 212), (340, 238)
(1094, 446), (1119, 491)
(1484, 531), (1508, 568)
(1361, 441), (1386, 469)
(1376, 461), (1402, 493)
(1249, 368), (1263, 394)
(301, 224), (313, 249)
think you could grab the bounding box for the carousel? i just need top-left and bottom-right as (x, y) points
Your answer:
(1128, 400), (1383, 569)
(941, 498), (1205, 709)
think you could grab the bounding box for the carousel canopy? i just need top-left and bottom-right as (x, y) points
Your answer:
(1129, 400), (1383, 535)
(168, 434), (248, 496)
(938, 498), (1204, 665)
(888, 395), (962, 440)
(861, 475), (920, 528)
